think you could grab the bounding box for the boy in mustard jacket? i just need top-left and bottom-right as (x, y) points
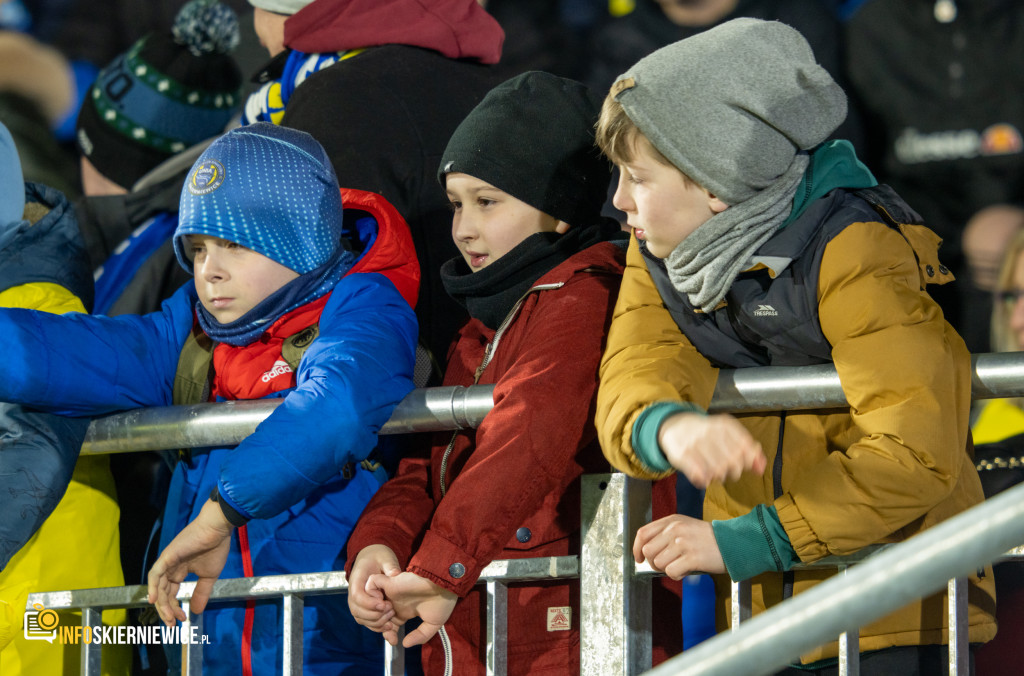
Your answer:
(594, 17), (995, 673)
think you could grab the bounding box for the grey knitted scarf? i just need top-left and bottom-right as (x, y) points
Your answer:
(665, 153), (809, 312)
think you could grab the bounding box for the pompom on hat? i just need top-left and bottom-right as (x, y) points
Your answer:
(611, 18), (847, 205)
(75, 0), (243, 190)
(438, 71), (611, 228)
(174, 122), (344, 275)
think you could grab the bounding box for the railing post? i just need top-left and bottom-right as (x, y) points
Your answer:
(948, 576), (968, 675)
(581, 473), (652, 675)
(486, 579), (508, 676)
(81, 607), (102, 676)
(730, 580), (751, 630)
(282, 592), (304, 675)
(384, 627), (406, 676)
(181, 603), (203, 675)
(837, 566), (859, 676)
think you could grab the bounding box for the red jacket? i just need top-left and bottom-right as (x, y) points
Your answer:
(348, 241), (627, 674)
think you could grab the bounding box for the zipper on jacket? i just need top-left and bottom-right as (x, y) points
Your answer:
(439, 282), (563, 497)
(774, 411), (796, 601)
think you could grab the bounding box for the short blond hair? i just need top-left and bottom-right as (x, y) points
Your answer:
(595, 93), (694, 187)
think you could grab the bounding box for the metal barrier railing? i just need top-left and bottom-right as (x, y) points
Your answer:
(26, 352), (1024, 674)
(78, 352), (1024, 455)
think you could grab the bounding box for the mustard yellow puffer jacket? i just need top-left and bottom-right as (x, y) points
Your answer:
(597, 221), (996, 662)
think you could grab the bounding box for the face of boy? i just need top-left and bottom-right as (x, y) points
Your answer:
(612, 141), (728, 259)
(446, 173), (569, 272)
(188, 234), (299, 323)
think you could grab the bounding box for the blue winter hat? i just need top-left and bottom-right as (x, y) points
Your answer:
(0, 121), (24, 226)
(174, 122), (344, 274)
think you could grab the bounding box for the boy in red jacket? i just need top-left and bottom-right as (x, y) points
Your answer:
(344, 71), (662, 675)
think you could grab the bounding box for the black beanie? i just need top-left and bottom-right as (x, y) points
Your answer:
(438, 71), (611, 228)
(75, 0), (242, 190)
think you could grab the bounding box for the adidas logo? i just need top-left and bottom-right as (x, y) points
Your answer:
(753, 304), (778, 317)
(261, 359), (293, 383)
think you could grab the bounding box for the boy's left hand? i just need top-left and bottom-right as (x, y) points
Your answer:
(368, 570), (457, 648)
(633, 514), (725, 579)
(147, 499), (234, 625)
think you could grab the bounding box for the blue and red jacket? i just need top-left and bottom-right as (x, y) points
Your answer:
(0, 188), (419, 674)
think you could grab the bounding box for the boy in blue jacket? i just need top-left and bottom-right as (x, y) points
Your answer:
(0, 122), (420, 674)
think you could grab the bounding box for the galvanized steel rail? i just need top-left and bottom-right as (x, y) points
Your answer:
(27, 352), (1024, 674)
(80, 353), (1024, 455)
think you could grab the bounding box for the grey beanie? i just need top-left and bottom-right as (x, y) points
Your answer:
(612, 18), (847, 205)
(247, 0), (314, 14)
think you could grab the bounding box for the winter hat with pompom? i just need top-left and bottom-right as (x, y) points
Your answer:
(75, 0), (243, 190)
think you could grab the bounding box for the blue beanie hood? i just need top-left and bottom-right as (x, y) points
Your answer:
(174, 122), (343, 274)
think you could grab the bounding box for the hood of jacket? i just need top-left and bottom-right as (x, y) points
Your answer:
(0, 181), (94, 311)
(342, 187), (420, 309)
(284, 0), (504, 64)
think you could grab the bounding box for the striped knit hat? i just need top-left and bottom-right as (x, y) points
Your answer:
(75, 0), (242, 190)
(174, 122), (344, 274)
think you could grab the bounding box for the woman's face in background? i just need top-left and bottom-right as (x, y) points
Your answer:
(1007, 252), (1024, 349)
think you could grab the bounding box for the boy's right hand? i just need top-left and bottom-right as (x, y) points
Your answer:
(348, 545), (400, 633)
(658, 412), (766, 488)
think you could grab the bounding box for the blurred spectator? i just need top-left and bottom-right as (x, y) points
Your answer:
(0, 118), (130, 675)
(969, 227), (1024, 675)
(845, 0), (1024, 354)
(480, 0), (604, 80)
(0, 29), (78, 196)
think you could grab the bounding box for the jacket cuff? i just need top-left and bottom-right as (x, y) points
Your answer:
(406, 530), (484, 597)
(631, 401), (706, 474)
(210, 485), (250, 528)
(712, 505), (797, 581)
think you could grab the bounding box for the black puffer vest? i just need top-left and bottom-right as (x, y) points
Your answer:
(643, 185), (932, 368)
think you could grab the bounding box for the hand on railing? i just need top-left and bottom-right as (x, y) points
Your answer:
(633, 514), (726, 580)
(147, 499), (234, 624)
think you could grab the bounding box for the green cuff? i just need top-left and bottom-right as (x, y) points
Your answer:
(631, 401), (706, 474)
(712, 505), (798, 581)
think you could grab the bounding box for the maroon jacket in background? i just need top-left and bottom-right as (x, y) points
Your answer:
(284, 0), (504, 62)
(276, 0), (506, 365)
(347, 240), (682, 674)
